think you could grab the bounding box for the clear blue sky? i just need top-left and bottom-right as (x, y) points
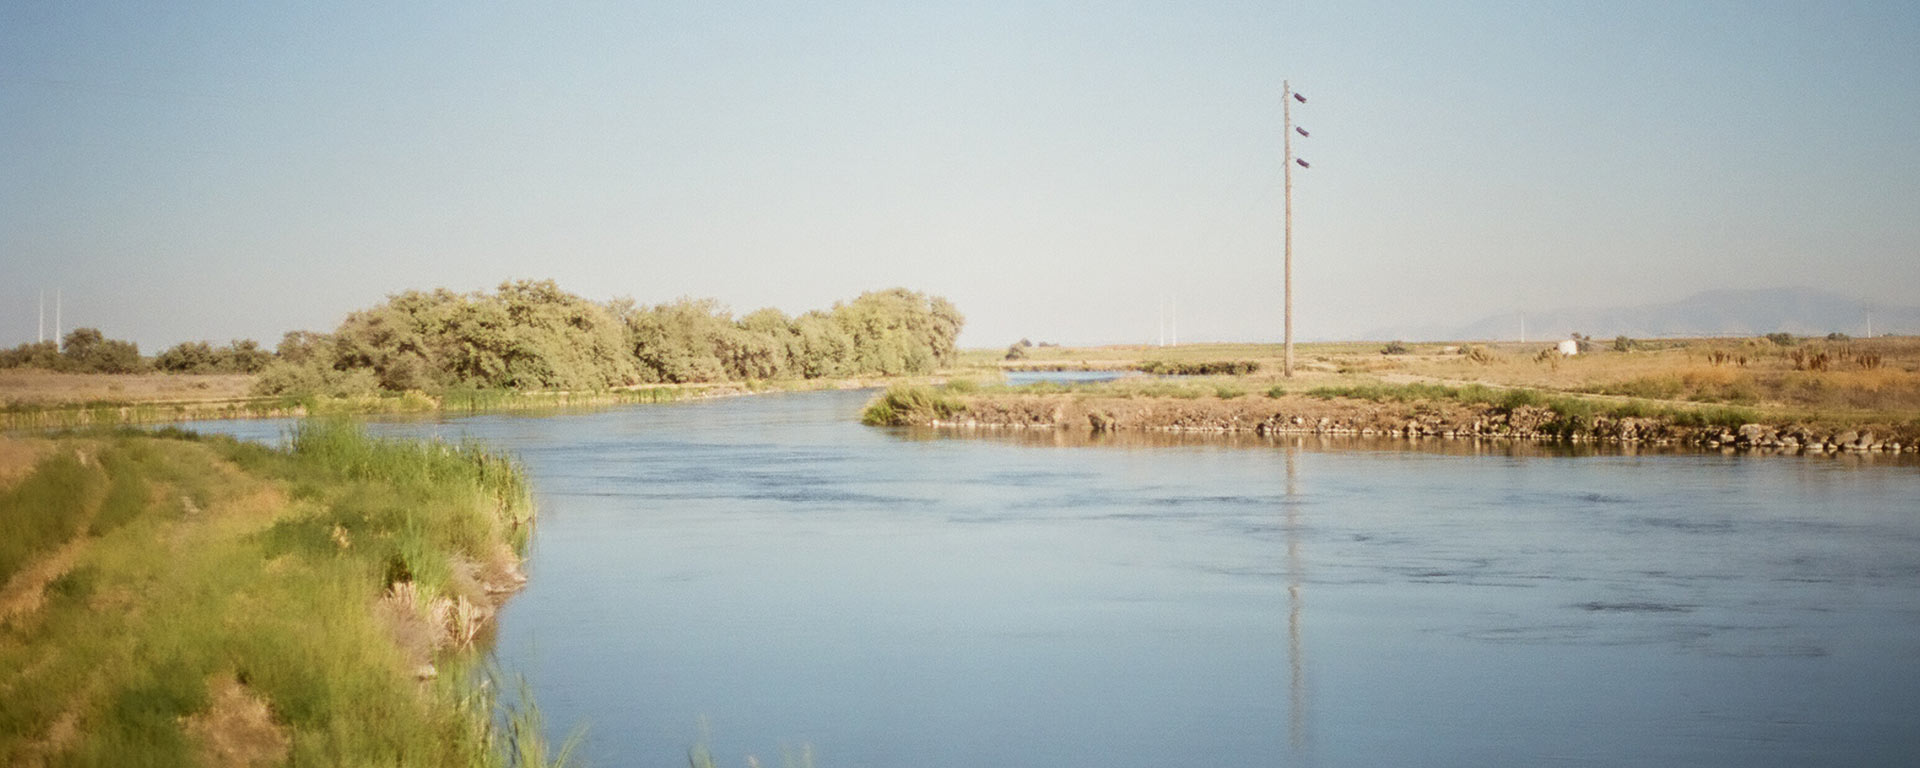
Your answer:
(4, 1), (1917, 350)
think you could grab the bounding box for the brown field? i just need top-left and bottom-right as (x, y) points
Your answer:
(0, 370), (255, 408)
(5, 335), (1915, 428)
(963, 335), (1920, 421)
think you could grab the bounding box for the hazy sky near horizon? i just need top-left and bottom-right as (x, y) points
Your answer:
(4, 1), (1917, 351)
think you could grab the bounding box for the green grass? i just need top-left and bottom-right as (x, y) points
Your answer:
(861, 384), (965, 426)
(0, 424), (574, 767)
(438, 385), (688, 414)
(870, 373), (1794, 439)
(0, 450), (103, 584)
(1302, 381), (1764, 434)
(1304, 382), (1496, 404)
(0, 384), (700, 432)
(0, 397), (305, 431)
(1129, 381), (1209, 399)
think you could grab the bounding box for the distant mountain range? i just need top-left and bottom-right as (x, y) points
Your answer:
(1362, 287), (1918, 342)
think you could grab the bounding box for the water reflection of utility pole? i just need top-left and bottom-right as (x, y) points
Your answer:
(1284, 444), (1307, 753)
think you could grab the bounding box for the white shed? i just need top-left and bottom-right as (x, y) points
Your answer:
(1557, 339), (1580, 356)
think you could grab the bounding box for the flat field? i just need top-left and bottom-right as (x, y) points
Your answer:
(967, 336), (1920, 423)
(0, 371), (254, 408)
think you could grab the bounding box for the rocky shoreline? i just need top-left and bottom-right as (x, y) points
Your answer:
(904, 393), (1917, 454)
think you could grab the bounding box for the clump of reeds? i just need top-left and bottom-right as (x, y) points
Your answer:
(860, 385), (964, 425)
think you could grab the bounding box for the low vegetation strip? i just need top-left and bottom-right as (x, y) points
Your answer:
(863, 383), (1919, 452)
(1136, 360), (1261, 376)
(0, 384), (708, 431)
(0, 424), (573, 767)
(1298, 382), (1769, 430)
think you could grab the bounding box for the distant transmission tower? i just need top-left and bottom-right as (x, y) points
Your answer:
(1158, 297), (1171, 347)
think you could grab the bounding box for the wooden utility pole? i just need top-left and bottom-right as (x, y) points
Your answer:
(1282, 81), (1296, 377)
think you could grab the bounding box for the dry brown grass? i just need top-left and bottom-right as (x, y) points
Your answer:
(0, 370), (254, 407)
(183, 676), (291, 768)
(0, 437), (55, 490)
(0, 532), (89, 628)
(962, 336), (1920, 420)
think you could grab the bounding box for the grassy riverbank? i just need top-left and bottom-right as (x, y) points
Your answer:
(0, 423), (572, 766)
(1, 371), (970, 431)
(865, 379), (1918, 450)
(0, 380), (711, 431)
(878, 336), (1920, 449)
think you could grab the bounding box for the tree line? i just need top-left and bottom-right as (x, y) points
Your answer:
(1, 330), (275, 375)
(254, 280), (963, 395)
(5, 281), (963, 394)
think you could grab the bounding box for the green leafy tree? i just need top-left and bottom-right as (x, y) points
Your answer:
(829, 288), (964, 375)
(490, 279), (637, 389)
(61, 328), (144, 373)
(0, 341), (63, 370)
(155, 341), (219, 372)
(276, 331), (332, 364)
(157, 339), (274, 373)
(331, 290), (449, 391)
(790, 312), (853, 378)
(735, 308), (799, 380)
(622, 298), (733, 383)
(222, 339), (273, 373)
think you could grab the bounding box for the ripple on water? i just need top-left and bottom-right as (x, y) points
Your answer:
(1575, 601), (1698, 613)
(1631, 516), (1737, 534)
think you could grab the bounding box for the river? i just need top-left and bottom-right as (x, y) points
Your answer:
(184, 390), (1920, 767)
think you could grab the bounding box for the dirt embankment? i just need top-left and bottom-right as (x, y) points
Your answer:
(916, 393), (1919, 453)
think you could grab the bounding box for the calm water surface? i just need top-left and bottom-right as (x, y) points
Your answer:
(185, 391), (1920, 767)
(1003, 370), (1130, 385)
